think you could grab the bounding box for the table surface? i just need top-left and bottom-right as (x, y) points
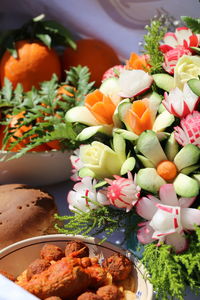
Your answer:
(43, 180), (199, 300)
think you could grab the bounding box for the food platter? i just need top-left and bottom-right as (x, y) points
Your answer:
(0, 234), (153, 300)
(0, 150), (72, 186)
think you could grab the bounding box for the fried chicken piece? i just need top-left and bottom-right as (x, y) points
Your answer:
(96, 285), (124, 300)
(65, 241), (89, 258)
(18, 257), (90, 299)
(44, 297), (62, 300)
(86, 265), (108, 289)
(0, 269), (15, 281)
(26, 259), (51, 280)
(67, 256), (108, 289)
(77, 292), (103, 300)
(79, 256), (98, 268)
(40, 244), (64, 261)
(102, 253), (133, 281)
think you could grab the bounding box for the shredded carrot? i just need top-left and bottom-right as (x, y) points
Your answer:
(57, 85), (75, 97)
(7, 112), (50, 152)
(157, 160), (177, 181)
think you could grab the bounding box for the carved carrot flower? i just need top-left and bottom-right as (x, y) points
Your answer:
(66, 89), (118, 141)
(123, 99), (154, 135)
(118, 96), (174, 136)
(84, 89), (116, 125)
(125, 52), (150, 71)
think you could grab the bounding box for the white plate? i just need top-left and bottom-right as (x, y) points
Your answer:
(0, 234), (153, 300)
(0, 150), (72, 186)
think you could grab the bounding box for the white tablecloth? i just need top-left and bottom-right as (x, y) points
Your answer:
(0, 275), (39, 300)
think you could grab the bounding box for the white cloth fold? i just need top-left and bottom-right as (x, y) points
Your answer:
(0, 275), (39, 300)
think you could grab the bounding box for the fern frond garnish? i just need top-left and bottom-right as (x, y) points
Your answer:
(143, 20), (166, 74)
(181, 16), (200, 34)
(64, 65), (95, 105)
(0, 66), (94, 158)
(141, 226), (200, 300)
(55, 201), (141, 244)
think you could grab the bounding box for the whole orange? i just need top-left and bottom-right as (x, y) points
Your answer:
(62, 39), (120, 87)
(0, 40), (61, 91)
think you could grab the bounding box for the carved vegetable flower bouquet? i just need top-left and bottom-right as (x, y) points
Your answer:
(56, 15), (200, 299)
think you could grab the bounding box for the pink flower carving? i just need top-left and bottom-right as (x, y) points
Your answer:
(160, 27), (200, 74)
(105, 172), (141, 212)
(67, 177), (109, 213)
(160, 27), (199, 53)
(70, 148), (84, 181)
(102, 65), (125, 81)
(163, 83), (199, 118)
(162, 46), (191, 74)
(136, 184), (200, 253)
(174, 111), (200, 147)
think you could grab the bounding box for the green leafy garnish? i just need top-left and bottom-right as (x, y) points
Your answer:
(0, 14), (76, 58)
(55, 200), (141, 244)
(142, 226), (200, 300)
(143, 20), (166, 74)
(0, 65), (94, 158)
(181, 16), (200, 34)
(42, 20), (76, 49)
(190, 47), (200, 54)
(64, 65), (95, 105)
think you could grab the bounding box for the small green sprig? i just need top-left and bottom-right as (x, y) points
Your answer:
(141, 226), (200, 300)
(0, 14), (76, 58)
(55, 201), (140, 244)
(181, 16), (200, 34)
(64, 65), (95, 105)
(144, 20), (166, 74)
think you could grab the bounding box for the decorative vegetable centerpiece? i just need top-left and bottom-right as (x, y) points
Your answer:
(56, 15), (200, 300)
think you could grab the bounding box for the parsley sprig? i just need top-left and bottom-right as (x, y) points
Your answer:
(181, 16), (200, 34)
(143, 20), (166, 74)
(63, 65), (95, 105)
(142, 226), (200, 300)
(55, 199), (141, 244)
